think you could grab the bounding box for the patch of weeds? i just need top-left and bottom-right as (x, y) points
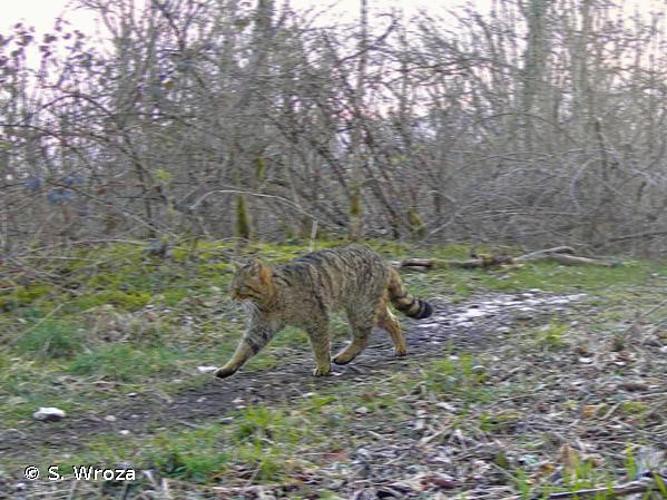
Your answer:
(14, 320), (84, 359)
(561, 459), (612, 497)
(68, 344), (179, 382)
(232, 406), (300, 445)
(534, 322), (569, 350)
(654, 473), (667, 497)
(235, 443), (287, 482)
(230, 406), (311, 482)
(514, 468), (532, 500)
(624, 445), (638, 479)
(237, 405), (317, 479)
(146, 426), (229, 483)
(0, 353), (48, 401)
(13, 284), (53, 304)
(478, 410), (524, 434)
(619, 400), (648, 416)
(304, 395), (337, 412)
(421, 354), (490, 403)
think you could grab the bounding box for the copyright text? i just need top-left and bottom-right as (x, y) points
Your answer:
(23, 465), (137, 481)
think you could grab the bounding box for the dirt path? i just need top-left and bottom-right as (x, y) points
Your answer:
(2, 291), (588, 462)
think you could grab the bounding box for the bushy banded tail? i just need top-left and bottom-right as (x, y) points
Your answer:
(387, 268), (433, 319)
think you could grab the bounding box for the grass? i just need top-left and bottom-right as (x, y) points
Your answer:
(1, 239), (666, 497)
(14, 319), (85, 359)
(67, 344), (181, 383)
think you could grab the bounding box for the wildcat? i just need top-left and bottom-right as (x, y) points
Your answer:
(215, 244), (433, 378)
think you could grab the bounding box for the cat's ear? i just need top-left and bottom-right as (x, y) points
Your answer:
(253, 258), (272, 285)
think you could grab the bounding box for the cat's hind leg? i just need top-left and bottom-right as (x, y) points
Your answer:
(333, 308), (373, 365)
(377, 302), (407, 357)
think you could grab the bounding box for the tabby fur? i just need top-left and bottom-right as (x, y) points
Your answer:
(215, 244), (433, 378)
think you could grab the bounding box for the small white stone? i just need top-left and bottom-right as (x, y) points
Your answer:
(119, 429), (131, 436)
(104, 415), (117, 422)
(33, 407), (66, 422)
(197, 365), (218, 373)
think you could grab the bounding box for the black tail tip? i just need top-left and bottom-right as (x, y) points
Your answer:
(413, 300), (433, 319)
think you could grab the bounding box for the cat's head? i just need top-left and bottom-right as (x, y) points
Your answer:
(229, 258), (273, 302)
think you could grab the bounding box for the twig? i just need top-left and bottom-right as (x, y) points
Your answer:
(67, 480), (79, 500)
(309, 219), (318, 253)
(546, 479), (657, 499)
(621, 297), (667, 336)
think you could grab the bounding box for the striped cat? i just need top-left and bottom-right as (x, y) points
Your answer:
(215, 244), (433, 378)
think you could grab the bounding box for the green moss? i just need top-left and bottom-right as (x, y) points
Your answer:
(255, 156), (266, 181)
(235, 195), (252, 240)
(349, 186), (362, 217)
(407, 207), (426, 239)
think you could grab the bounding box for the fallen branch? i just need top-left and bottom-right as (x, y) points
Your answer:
(396, 255), (515, 270)
(393, 246), (620, 270)
(532, 253), (617, 267)
(513, 246), (576, 261)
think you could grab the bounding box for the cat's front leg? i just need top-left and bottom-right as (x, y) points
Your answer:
(215, 321), (276, 379)
(214, 340), (255, 379)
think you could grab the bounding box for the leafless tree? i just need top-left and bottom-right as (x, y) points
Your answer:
(2, 0), (667, 255)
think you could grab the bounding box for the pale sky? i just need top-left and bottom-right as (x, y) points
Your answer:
(2, 0), (664, 42)
(1, 0), (447, 36)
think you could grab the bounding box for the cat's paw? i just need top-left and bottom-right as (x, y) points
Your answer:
(214, 366), (237, 379)
(394, 347), (408, 357)
(312, 365), (332, 376)
(332, 353), (352, 365)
